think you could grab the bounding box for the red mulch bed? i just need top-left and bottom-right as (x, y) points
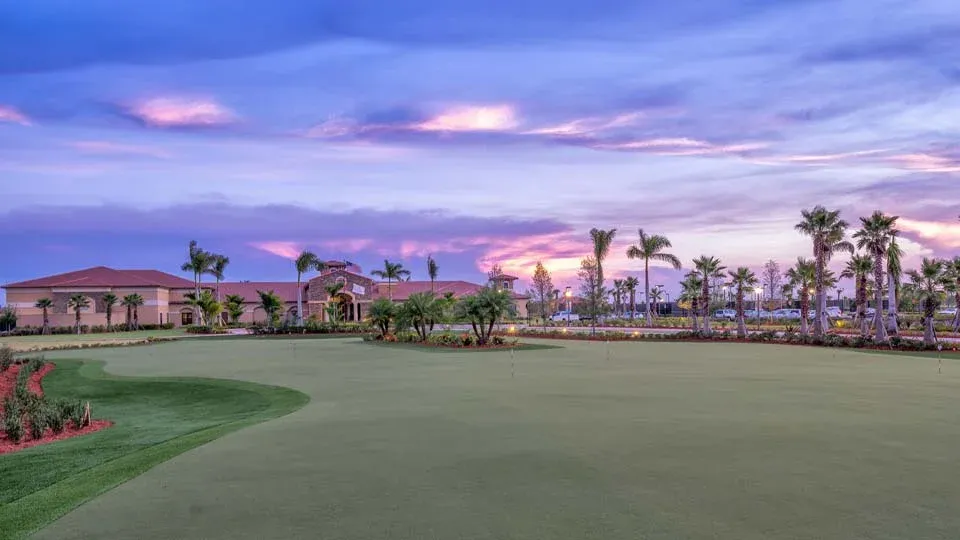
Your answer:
(0, 363), (112, 455)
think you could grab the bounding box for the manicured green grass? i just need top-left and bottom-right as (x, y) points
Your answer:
(0, 329), (188, 351)
(359, 340), (561, 353)
(0, 358), (308, 540)
(17, 338), (960, 539)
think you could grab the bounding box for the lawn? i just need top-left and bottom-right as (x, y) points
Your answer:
(0, 329), (188, 351)
(10, 337), (960, 539)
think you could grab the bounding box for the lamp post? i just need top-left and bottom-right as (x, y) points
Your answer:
(836, 288), (843, 312)
(722, 286), (729, 308)
(754, 286), (763, 330)
(564, 286), (572, 327)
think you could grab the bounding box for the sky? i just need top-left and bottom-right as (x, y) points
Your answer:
(1, 0), (959, 302)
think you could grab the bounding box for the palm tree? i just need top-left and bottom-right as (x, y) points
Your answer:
(853, 211), (899, 343)
(403, 292), (443, 341)
(369, 298), (396, 338)
(295, 251), (325, 326)
(947, 257), (960, 331)
(101, 293), (118, 331)
(184, 290), (221, 327)
(785, 258), (816, 336)
(623, 276), (639, 320)
(840, 254), (874, 337)
(324, 282), (345, 322)
(885, 238), (903, 335)
(589, 228), (617, 311)
(795, 206), (854, 339)
(611, 279), (625, 317)
(34, 298), (53, 335)
(727, 267), (759, 338)
(680, 273), (703, 333)
(692, 256), (726, 335)
(181, 240), (214, 325)
(371, 260), (410, 300)
(208, 254), (230, 303)
(224, 294), (246, 325)
(427, 255), (439, 293)
(626, 229), (682, 326)
(650, 285), (665, 317)
(907, 258), (947, 346)
(121, 294), (144, 330)
(454, 287), (516, 345)
(67, 294), (90, 335)
(257, 290), (284, 326)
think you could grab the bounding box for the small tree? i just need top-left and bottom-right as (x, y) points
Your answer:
(762, 260), (782, 310)
(324, 282), (345, 323)
(907, 258), (947, 346)
(371, 260), (410, 300)
(578, 257), (607, 335)
(455, 288), (516, 345)
(530, 261), (554, 326)
(67, 294), (90, 335)
(727, 267), (759, 338)
(102, 293), (118, 331)
(403, 292), (442, 341)
(35, 298), (53, 335)
(121, 294), (144, 330)
(785, 258), (816, 336)
(427, 255), (439, 293)
(369, 298), (396, 338)
(184, 291), (220, 327)
(224, 294), (246, 325)
(257, 290), (283, 327)
(487, 263), (505, 289)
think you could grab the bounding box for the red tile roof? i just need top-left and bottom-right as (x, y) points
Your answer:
(213, 282), (304, 303)
(3, 266), (195, 289)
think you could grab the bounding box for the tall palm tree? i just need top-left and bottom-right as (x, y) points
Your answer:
(101, 293), (118, 331)
(795, 206), (854, 339)
(785, 258), (816, 336)
(840, 253), (874, 338)
(295, 251), (325, 326)
(208, 254), (230, 302)
(181, 240), (214, 325)
(680, 273), (703, 333)
(727, 267), (759, 338)
(853, 211), (899, 343)
(692, 255), (726, 335)
(885, 238), (903, 335)
(947, 257), (960, 331)
(626, 229), (681, 326)
(623, 276), (639, 320)
(67, 294), (90, 335)
(906, 258), (947, 346)
(371, 260), (410, 300)
(121, 294), (144, 330)
(611, 279), (625, 317)
(34, 298), (53, 335)
(589, 228), (617, 311)
(427, 255), (439, 293)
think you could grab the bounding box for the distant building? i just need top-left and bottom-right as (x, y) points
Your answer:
(3, 263), (528, 327)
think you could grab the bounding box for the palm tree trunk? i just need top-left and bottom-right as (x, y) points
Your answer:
(134, 307), (139, 330)
(42, 309), (49, 335)
(800, 292), (809, 336)
(886, 273), (898, 335)
(953, 291), (960, 332)
(701, 284), (712, 335)
(194, 272), (203, 326)
(644, 260), (651, 327)
(924, 302), (936, 346)
(736, 290), (746, 338)
(691, 300), (700, 333)
(873, 262), (887, 342)
(388, 278), (393, 300)
(75, 311), (81, 335)
(813, 244), (824, 339)
(296, 274), (304, 327)
(630, 291), (636, 321)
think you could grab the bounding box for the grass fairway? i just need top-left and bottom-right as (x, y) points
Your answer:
(16, 337), (960, 539)
(0, 357), (308, 540)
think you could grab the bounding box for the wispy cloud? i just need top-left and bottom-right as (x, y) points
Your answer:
(414, 104), (518, 132)
(888, 153), (960, 173)
(248, 241), (303, 260)
(899, 217), (960, 251)
(0, 105), (31, 126)
(125, 97), (237, 128)
(69, 141), (172, 159)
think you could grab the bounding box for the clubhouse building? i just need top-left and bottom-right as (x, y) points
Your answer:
(3, 262), (528, 327)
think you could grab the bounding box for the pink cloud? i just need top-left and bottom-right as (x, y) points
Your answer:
(127, 97), (236, 128)
(320, 238), (374, 252)
(414, 104), (518, 132)
(69, 141), (171, 159)
(0, 105), (31, 126)
(249, 241), (302, 260)
(591, 137), (767, 155)
(524, 111), (645, 137)
(888, 153), (960, 173)
(899, 218), (960, 250)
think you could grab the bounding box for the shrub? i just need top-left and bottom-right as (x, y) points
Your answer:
(45, 403), (66, 434)
(27, 406), (47, 440)
(69, 401), (88, 429)
(3, 398), (25, 443)
(0, 345), (13, 371)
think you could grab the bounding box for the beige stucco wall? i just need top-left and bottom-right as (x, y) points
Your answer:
(5, 286), (168, 327)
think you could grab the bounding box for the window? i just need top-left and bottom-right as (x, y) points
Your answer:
(180, 311), (194, 326)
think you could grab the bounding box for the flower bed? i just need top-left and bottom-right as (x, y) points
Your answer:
(364, 331), (518, 349)
(0, 348), (110, 454)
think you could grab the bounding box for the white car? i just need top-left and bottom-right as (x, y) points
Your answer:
(809, 307), (843, 319)
(550, 311), (580, 322)
(744, 309), (772, 318)
(714, 309), (737, 321)
(939, 308), (957, 316)
(773, 309), (802, 320)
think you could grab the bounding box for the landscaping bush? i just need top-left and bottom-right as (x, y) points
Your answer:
(27, 406), (47, 440)
(184, 325), (228, 334)
(0, 345), (13, 371)
(68, 400), (88, 429)
(45, 403), (66, 434)
(3, 397), (24, 443)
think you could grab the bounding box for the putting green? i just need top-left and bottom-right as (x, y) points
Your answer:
(17, 338), (960, 539)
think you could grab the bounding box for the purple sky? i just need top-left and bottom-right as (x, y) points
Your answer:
(2, 0), (959, 302)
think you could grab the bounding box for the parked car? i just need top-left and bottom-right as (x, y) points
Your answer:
(939, 308), (958, 316)
(714, 309), (737, 321)
(744, 309), (772, 319)
(773, 308), (802, 320)
(550, 311), (580, 322)
(809, 306), (843, 319)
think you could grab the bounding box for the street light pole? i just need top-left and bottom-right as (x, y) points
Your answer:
(564, 286), (572, 327)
